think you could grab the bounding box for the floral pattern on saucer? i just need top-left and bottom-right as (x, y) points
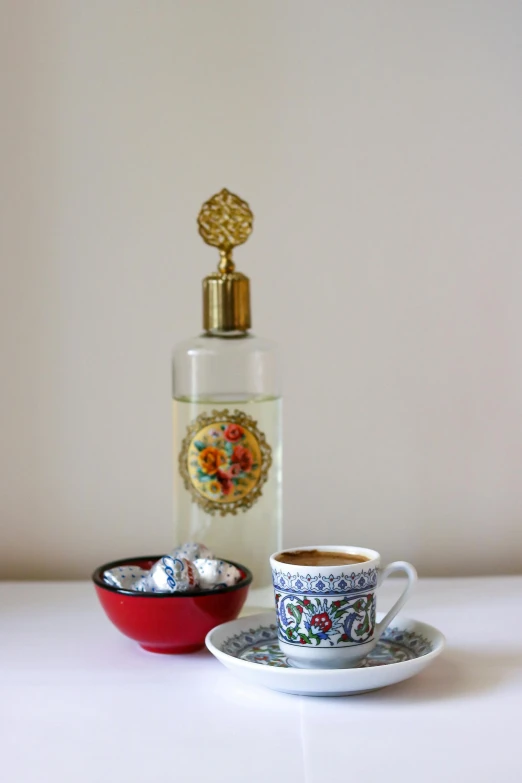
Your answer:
(222, 623), (433, 668)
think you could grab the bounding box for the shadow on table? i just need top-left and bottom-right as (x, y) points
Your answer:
(352, 648), (522, 704)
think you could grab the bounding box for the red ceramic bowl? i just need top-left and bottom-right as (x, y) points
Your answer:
(93, 555), (252, 654)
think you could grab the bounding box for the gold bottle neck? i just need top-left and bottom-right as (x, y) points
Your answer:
(203, 271), (251, 333)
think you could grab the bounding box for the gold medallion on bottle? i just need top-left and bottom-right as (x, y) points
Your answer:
(179, 409), (272, 516)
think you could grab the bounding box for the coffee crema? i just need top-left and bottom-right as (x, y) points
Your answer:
(274, 549), (370, 567)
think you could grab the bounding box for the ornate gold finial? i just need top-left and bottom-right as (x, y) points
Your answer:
(197, 188), (253, 274)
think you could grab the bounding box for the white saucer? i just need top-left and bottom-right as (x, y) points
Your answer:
(206, 611), (445, 696)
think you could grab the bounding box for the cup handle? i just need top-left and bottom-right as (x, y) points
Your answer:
(374, 561), (417, 640)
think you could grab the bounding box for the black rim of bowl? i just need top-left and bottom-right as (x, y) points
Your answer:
(92, 554), (253, 598)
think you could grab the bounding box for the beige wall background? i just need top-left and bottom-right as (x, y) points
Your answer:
(1, 0), (522, 579)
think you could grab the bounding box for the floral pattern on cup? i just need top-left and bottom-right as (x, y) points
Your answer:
(275, 592), (376, 647)
(271, 567), (378, 595)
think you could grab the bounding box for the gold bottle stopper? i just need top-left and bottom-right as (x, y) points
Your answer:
(198, 188), (253, 332)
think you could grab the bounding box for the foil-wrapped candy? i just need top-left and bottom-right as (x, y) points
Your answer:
(131, 575), (150, 592)
(147, 556), (200, 593)
(103, 565), (149, 590)
(102, 542), (243, 593)
(193, 558), (242, 590)
(170, 542), (214, 562)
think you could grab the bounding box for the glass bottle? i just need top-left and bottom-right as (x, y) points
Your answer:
(172, 189), (282, 588)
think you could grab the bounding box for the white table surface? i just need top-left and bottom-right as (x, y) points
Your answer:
(1, 577), (521, 782)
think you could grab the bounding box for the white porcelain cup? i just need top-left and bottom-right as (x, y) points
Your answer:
(270, 546), (417, 668)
